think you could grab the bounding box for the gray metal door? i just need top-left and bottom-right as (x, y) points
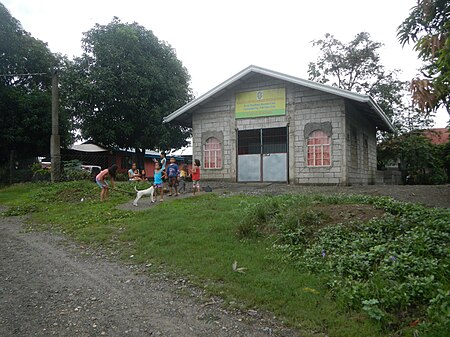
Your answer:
(263, 153), (287, 182)
(238, 155), (261, 181)
(237, 127), (287, 182)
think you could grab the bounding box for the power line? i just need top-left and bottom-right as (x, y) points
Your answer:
(0, 72), (48, 77)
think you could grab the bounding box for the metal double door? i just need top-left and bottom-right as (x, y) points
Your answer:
(237, 127), (287, 182)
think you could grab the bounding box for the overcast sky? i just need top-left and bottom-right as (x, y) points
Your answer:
(3, 0), (448, 127)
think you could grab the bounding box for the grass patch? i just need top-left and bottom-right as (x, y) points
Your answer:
(1, 182), (448, 336)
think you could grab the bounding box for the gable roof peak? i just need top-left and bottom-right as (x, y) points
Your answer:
(164, 65), (394, 132)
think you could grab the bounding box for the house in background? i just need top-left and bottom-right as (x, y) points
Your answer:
(60, 141), (191, 179)
(164, 65), (395, 185)
(421, 128), (449, 145)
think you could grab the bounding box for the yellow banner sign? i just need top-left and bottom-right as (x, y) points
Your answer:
(235, 88), (286, 119)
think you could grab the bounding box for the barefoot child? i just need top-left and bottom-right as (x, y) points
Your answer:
(96, 164), (118, 201)
(167, 157), (179, 196)
(191, 159), (201, 195)
(153, 162), (167, 202)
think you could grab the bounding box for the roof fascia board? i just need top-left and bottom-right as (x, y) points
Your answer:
(367, 97), (395, 132)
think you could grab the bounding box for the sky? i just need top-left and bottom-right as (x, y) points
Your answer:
(3, 0), (448, 127)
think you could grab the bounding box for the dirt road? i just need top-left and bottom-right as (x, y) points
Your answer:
(0, 213), (299, 337)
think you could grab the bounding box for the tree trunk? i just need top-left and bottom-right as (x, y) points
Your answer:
(135, 148), (145, 171)
(9, 149), (15, 185)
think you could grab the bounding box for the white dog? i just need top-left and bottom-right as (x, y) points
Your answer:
(133, 185), (155, 206)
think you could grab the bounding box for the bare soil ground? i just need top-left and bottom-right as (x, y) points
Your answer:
(119, 182), (450, 211)
(1, 183), (448, 337)
(207, 182), (450, 209)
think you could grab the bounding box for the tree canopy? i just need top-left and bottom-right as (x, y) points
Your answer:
(307, 31), (445, 183)
(66, 17), (192, 163)
(398, 0), (450, 114)
(0, 2), (70, 166)
(307, 32), (433, 134)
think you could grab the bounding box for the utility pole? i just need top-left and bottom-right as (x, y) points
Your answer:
(50, 70), (61, 182)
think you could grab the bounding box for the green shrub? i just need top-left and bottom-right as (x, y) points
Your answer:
(240, 195), (450, 335)
(115, 172), (128, 181)
(62, 160), (91, 181)
(32, 169), (51, 182)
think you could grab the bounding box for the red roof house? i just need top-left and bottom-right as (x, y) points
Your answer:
(422, 128), (450, 145)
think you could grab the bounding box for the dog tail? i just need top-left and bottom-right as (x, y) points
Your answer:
(134, 185), (138, 192)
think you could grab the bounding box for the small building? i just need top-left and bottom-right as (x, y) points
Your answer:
(164, 65), (394, 185)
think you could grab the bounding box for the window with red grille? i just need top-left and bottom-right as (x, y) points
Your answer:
(307, 130), (331, 166)
(204, 137), (222, 169)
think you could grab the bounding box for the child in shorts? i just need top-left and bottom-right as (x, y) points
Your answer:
(167, 157), (179, 196)
(95, 164), (118, 201)
(191, 159), (201, 195)
(179, 159), (188, 194)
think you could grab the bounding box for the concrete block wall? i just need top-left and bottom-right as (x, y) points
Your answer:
(191, 73), (379, 185)
(192, 91), (236, 181)
(345, 102), (378, 185)
(291, 87), (346, 185)
(192, 74), (293, 181)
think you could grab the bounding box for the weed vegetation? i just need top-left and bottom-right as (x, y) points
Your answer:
(1, 181), (448, 337)
(238, 194), (449, 336)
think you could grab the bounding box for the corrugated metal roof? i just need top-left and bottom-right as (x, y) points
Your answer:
(163, 65), (395, 132)
(70, 143), (108, 152)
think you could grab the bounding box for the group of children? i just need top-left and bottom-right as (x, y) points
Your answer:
(128, 163), (146, 181)
(153, 153), (201, 202)
(95, 152), (201, 202)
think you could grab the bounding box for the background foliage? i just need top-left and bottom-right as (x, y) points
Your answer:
(398, 0), (450, 114)
(0, 3), (71, 170)
(64, 17), (192, 166)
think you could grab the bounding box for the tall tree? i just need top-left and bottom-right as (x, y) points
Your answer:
(307, 32), (433, 134)
(66, 18), (192, 166)
(398, 0), (450, 114)
(0, 2), (70, 168)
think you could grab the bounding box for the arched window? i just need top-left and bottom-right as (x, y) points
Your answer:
(307, 130), (331, 166)
(204, 137), (222, 169)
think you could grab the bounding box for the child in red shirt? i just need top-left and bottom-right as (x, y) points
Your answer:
(191, 159), (201, 195)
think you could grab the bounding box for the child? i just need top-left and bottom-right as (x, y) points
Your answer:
(167, 157), (179, 196)
(179, 159), (188, 194)
(140, 169), (147, 181)
(191, 159), (201, 195)
(153, 162), (167, 202)
(160, 152), (167, 171)
(153, 153), (167, 176)
(128, 163), (142, 181)
(96, 164), (118, 201)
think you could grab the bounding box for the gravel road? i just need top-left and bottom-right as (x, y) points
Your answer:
(0, 211), (300, 337)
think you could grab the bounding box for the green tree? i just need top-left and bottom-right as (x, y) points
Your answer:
(378, 132), (447, 184)
(0, 3), (70, 170)
(307, 32), (433, 133)
(398, 0), (450, 114)
(66, 17), (192, 166)
(308, 32), (443, 182)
